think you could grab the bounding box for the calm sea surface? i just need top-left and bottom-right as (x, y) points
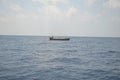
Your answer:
(0, 36), (120, 80)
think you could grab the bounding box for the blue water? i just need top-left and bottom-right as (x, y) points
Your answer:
(0, 36), (120, 80)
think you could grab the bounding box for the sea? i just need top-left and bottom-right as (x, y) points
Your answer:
(0, 36), (120, 80)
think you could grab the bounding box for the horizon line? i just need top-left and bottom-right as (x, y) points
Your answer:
(0, 34), (120, 38)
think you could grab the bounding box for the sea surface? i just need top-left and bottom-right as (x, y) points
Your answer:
(0, 36), (120, 80)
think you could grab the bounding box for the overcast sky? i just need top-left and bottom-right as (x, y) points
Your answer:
(0, 0), (120, 37)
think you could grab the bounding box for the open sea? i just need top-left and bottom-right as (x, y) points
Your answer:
(0, 36), (120, 80)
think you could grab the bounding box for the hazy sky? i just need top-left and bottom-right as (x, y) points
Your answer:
(0, 0), (120, 37)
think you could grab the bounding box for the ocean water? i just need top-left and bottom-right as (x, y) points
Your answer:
(0, 36), (120, 80)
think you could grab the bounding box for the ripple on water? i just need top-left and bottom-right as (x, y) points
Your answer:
(49, 57), (82, 65)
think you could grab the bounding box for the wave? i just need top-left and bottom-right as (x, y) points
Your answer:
(108, 50), (120, 53)
(0, 48), (25, 52)
(49, 57), (81, 64)
(65, 50), (78, 52)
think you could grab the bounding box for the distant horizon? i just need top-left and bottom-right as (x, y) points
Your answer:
(0, 34), (120, 38)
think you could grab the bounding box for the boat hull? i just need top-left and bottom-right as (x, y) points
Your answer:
(49, 37), (70, 41)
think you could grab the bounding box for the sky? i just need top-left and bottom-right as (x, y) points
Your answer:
(0, 0), (120, 37)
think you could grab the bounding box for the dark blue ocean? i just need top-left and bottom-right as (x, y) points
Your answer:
(0, 36), (120, 80)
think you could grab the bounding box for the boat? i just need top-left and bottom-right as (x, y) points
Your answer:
(49, 36), (70, 41)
